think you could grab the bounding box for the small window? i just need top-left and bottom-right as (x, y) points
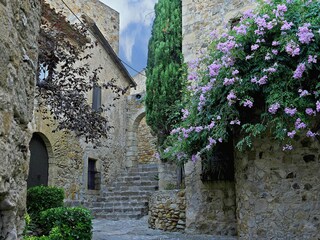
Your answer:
(92, 85), (101, 111)
(88, 158), (101, 190)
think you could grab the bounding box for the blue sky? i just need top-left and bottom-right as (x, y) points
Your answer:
(100, 0), (158, 76)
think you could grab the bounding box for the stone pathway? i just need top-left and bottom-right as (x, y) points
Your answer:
(93, 217), (237, 240)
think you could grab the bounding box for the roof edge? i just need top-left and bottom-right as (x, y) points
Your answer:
(88, 23), (137, 88)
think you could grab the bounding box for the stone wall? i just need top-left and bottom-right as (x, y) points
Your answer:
(45, 0), (119, 53)
(158, 161), (179, 190)
(182, 1), (320, 238)
(137, 117), (157, 164)
(131, 71), (146, 95)
(185, 161), (237, 235)
(126, 71), (159, 166)
(235, 137), (320, 239)
(125, 93), (145, 167)
(149, 190), (186, 231)
(182, 0), (256, 63)
(0, 0), (40, 238)
(29, 116), (85, 200)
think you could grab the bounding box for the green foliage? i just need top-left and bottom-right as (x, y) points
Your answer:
(165, 0), (320, 163)
(23, 227), (62, 240)
(39, 207), (92, 240)
(23, 213), (38, 236)
(146, 0), (185, 146)
(25, 186), (91, 239)
(24, 236), (50, 240)
(27, 186), (64, 219)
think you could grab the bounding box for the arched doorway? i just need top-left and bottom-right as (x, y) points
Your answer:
(27, 133), (49, 188)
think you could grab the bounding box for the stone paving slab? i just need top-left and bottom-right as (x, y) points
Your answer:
(93, 217), (238, 240)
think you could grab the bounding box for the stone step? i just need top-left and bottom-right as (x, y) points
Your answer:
(109, 184), (159, 192)
(89, 163), (159, 219)
(94, 212), (145, 220)
(128, 166), (158, 173)
(91, 206), (146, 213)
(114, 175), (158, 183)
(100, 195), (149, 200)
(113, 179), (158, 186)
(127, 170), (159, 175)
(86, 201), (148, 210)
(111, 181), (159, 188)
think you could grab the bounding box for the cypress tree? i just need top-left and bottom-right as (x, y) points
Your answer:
(146, 0), (184, 145)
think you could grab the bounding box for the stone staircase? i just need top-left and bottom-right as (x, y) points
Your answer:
(90, 164), (159, 220)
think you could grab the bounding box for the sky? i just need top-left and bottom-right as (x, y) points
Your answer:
(100, 0), (158, 76)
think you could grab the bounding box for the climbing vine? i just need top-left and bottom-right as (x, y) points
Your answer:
(163, 0), (320, 163)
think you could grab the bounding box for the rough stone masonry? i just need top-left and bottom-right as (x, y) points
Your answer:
(0, 0), (40, 239)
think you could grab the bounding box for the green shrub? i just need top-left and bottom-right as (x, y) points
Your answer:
(23, 227), (62, 240)
(27, 186), (64, 218)
(39, 207), (92, 240)
(23, 212), (38, 236)
(23, 236), (50, 240)
(46, 227), (63, 240)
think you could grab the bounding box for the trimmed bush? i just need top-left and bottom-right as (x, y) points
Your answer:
(39, 207), (92, 240)
(23, 227), (62, 240)
(27, 186), (64, 217)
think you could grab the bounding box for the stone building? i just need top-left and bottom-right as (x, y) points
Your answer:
(0, 0), (41, 238)
(28, 0), (139, 207)
(181, 0), (320, 239)
(26, 0), (161, 221)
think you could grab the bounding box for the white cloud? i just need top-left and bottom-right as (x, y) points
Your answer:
(100, 0), (157, 32)
(99, 0), (158, 64)
(122, 25), (142, 62)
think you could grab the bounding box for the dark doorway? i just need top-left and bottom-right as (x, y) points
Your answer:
(88, 158), (101, 190)
(27, 133), (49, 188)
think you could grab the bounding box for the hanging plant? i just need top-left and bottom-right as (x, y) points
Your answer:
(164, 0), (320, 164)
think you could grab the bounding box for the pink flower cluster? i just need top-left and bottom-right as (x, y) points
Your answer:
(197, 94), (206, 111)
(223, 77), (236, 86)
(298, 89), (310, 97)
(216, 38), (237, 53)
(181, 109), (190, 120)
(170, 0), (320, 160)
(287, 130), (296, 138)
(308, 55), (317, 63)
(227, 90), (237, 105)
(281, 20), (293, 30)
(285, 41), (300, 56)
(243, 99), (253, 108)
(293, 63), (306, 79)
(284, 107), (297, 116)
(268, 102), (280, 114)
(233, 24), (248, 35)
(295, 118), (306, 129)
(251, 75), (268, 85)
(297, 23), (314, 44)
(208, 62), (222, 77)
